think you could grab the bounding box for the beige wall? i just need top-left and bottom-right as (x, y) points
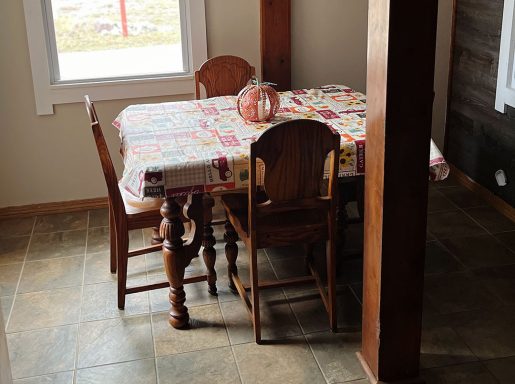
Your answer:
(0, 0), (452, 208)
(292, 0), (368, 92)
(0, 0), (260, 208)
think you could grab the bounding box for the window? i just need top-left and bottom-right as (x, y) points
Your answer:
(495, 0), (515, 113)
(23, 0), (207, 115)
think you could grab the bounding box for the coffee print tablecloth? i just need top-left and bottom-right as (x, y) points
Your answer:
(113, 85), (449, 198)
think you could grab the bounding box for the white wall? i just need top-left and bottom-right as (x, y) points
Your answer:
(292, 0), (368, 93)
(0, 0), (452, 208)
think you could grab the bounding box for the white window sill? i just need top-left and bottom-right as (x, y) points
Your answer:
(23, 0), (206, 115)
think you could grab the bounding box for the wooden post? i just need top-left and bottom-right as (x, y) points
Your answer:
(260, 0), (291, 91)
(358, 0), (439, 382)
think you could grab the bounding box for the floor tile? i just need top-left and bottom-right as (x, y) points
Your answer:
(286, 286), (361, 334)
(34, 211), (88, 233)
(13, 371), (74, 384)
(427, 188), (457, 213)
(86, 227), (143, 254)
(7, 287), (81, 332)
(447, 307), (515, 360)
(156, 346), (240, 384)
(76, 359), (157, 384)
(306, 331), (365, 383)
(27, 230), (86, 261)
(427, 210), (488, 239)
(421, 361), (498, 384)
(265, 245), (305, 261)
(0, 263), (23, 296)
(424, 271), (502, 315)
(494, 231), (515, 252)
(483, 356), (515, 384)
(425, 241), (464, 275)
(77, 316), (154, 368)
(18, 256), (84, 293)
(1, 295), (13, 321)
(438, 186), (487, 209)
(152, 304), (229, 356)
(464, 206), (515, 233)
(419, 326), (477, 369)
(148, 275), (217, 313)
(441, 234), (515, 269)
(81, 281), (149, 321)
(0, 236), (30, 265)
(7, 324), (78, 379)
(0, 217), (35, 238)
(88, 208), (109, 228)
(220, 291), (302, 345)
(84, 251), (146, 284)
(474, 264), (515, 305)
(233, 336), (326, 384)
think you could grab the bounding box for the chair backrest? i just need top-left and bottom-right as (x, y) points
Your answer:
(84, 95), (124, 215)
(195, 55), (256, 99)
(249, 119), (340, 231)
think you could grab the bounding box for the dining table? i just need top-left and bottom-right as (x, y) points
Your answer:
(113, 84), (449, 328)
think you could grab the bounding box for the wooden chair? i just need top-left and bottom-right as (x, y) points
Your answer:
(195, 55), (256, 99)
(221, 119), (340, 343)
(84, 95), (171, 310)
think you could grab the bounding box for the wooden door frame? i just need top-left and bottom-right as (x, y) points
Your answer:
(261, 1), (439, 383)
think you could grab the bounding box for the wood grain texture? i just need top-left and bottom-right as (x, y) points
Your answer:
(361, 0), (438, 382)
(446, 0), (515, 207)
(0, 197), (108, 219)
(195, 55), (255, 99)
(84, 96), (196, 310)
(221, 119), (340, 343)
(260, 0), (291, 91)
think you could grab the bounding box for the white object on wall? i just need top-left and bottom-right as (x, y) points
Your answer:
(495, 0), (515, 113)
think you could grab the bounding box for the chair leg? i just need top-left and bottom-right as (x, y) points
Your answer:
(249, 245), (261, 344)
(224, 220), (239, 293)
(117, 231), (129, 310)
(202, 194), (217, 296)
(108, 203), (117, 274)
(327, 239), (337, 331)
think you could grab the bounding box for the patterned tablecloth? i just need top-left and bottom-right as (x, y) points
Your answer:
(114, 85), (449, 199)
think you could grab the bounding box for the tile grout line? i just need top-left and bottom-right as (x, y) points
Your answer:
(73, 210), (91, 383)
(5, 216), (36, 330)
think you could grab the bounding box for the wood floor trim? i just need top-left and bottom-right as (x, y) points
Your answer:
(0, 197), (108, 219)
(450, 164), (515, 223)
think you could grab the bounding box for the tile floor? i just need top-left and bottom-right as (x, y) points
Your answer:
(0, 177), (514, 383)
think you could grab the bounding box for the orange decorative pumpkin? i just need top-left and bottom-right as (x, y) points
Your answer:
(237, 77), (280, 122)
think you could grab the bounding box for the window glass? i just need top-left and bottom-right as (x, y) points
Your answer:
(46, 0), (187, 82)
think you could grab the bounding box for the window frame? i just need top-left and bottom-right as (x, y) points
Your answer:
(495, 0), (515, 113)
(23, 0), (207, 115)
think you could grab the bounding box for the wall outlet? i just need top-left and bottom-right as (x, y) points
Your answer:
(495, 169), (508, 187)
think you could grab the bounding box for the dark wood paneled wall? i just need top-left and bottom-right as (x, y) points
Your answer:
(447, 0), (515, 207)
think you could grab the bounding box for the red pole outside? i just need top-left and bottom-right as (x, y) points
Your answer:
(120, 0), (128, 37)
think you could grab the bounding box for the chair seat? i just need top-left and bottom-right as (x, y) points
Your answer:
(121, 187), (163, 229)
(221, 193), (329, 248)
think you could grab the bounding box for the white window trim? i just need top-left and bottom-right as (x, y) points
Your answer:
(495, 0), (515, 113)
(23, 0), (207, 115)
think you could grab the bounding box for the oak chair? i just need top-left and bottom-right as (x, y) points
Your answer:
(84, 95), (172, 310)
(221, 119), (340, 343)
(195, 55), (256, 99)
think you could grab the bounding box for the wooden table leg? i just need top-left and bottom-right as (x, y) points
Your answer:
(160, 194), (204, 329)
(224, 220), (239, 293)
(151, 226), (164, 244)
(202, 194), (217, 295)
